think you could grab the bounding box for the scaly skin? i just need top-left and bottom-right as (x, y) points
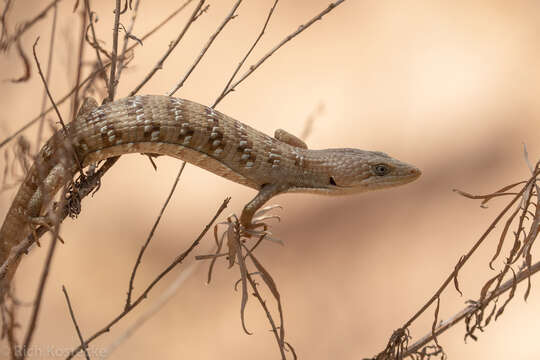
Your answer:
(0, 95), (421, 293)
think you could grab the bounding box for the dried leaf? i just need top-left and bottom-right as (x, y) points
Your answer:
(236, 239), (252, 335)
(489, 205), (520, 269)
(495, 268), (517, 321)
(226, 221), (238, 268)
(206, 226), (226, 283)
(479, 274), (499, 303)
(453, 256), (464, 296)
(247, 251), (285, 344)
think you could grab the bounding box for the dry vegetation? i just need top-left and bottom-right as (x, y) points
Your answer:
(0, 1), (538, 359)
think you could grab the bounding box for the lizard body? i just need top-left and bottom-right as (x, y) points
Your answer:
(0, 95), (420, 291)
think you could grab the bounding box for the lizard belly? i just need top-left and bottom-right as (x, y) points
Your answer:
(82, 141), (261, 190)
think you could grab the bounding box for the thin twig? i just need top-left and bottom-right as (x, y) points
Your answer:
(35, 2), (58, 151)
(167, 0), (242, 96)
(33, 37), (84, 176)
(66, 198), (230, 359)
(84, 0), (110, 88)
(62, 286), (91, 360)
(212, 0), (279, 107)
(106, 0), (122, 102)
(246, 271), (287, 360)
(70, 2), (89, 121)
(0, 0), (62, 51)
(212, 0), (345, 104)
(115, 0), (141, 85)
(125, 162), (186, 309)
(0, 0), (195, 150)
(401, 165), (540, 330)
(104, 257), (205, 358)
(404, 258), (540, 357)
(129, 0), (206, 96)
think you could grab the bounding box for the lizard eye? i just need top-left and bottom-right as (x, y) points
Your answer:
(372, 164), (390, 176)
(329, 176), (337, 186)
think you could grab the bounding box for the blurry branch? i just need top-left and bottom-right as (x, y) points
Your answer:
(84, 0), (110, 87)
(167, 0), (242, 96)
(212, 0), (345, 107)
(70, 1), (88, 122)
(129, 0), (206, 96)
(66, 198), (230, 360)
(33, 37), (84, 176)
(106, 0), (122, 102)
(212, 0), (279, 107)
(115, 0), (141, 85)
(0, 0), (61, 51)
(35, 2), (58, 150)
(62, 286), (90, 360)
(371, 159), (540, 360)
(404, 259), (540, 357)
(300, 102), (324, 141)
(125, 163), (186, 309)
(103, 258), (204, 358)
(0, 0), (194, 150)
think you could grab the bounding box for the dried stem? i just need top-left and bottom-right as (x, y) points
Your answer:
(106, 0), (122, 102)
(212, 0), (345, 105)
(35, 2), (58, 150)
(84, 0), (110, 87)
(62, 286), (90, 360)
(129, 0), (206, 96)
(167, 0), (242, 96)
(0, 0), (195, 150)
(125, 162), (186, 309)
(0, 0), (61, 51)
(404, 258), (540, 357)
(212, 0), (279, 107)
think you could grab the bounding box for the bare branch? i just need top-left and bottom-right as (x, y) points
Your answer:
(0, 0), (195, 150)
(404, 258), (540, 357)
(129, 0), (206, 96)
(35, 2), (58, 151)
(167, 0), (242, 96)
(62, 286), (90, 360)
(106, 0), (122, 102)
(0, 0), (61, 51)
(212, 0), (279, 107)
(212, 0), (345, 105)
(125, 162), (186, 309)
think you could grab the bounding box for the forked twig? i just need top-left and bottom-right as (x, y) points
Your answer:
(129, 0), (206, 96)
(167, 0), (242, 96)
(212, 0), (345, 105)
(212, 0), (279, 107)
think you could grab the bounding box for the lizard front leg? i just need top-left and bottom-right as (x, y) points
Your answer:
(240, 183), (288, 229)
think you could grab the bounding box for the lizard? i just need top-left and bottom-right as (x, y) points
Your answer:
(0, 95), (421, 295)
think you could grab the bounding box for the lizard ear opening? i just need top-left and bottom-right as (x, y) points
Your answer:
(329, 176), (337, 186)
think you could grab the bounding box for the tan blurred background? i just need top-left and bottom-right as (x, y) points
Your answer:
(1, 0), (540, 359)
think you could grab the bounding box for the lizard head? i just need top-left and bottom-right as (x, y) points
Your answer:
(311, 148), (421, 194)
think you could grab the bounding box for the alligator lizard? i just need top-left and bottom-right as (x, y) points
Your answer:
(0, 95), (421, 293)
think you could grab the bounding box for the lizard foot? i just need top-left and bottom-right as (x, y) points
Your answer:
(28, 215), (66, 246)
(195, 205), (283, 283)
